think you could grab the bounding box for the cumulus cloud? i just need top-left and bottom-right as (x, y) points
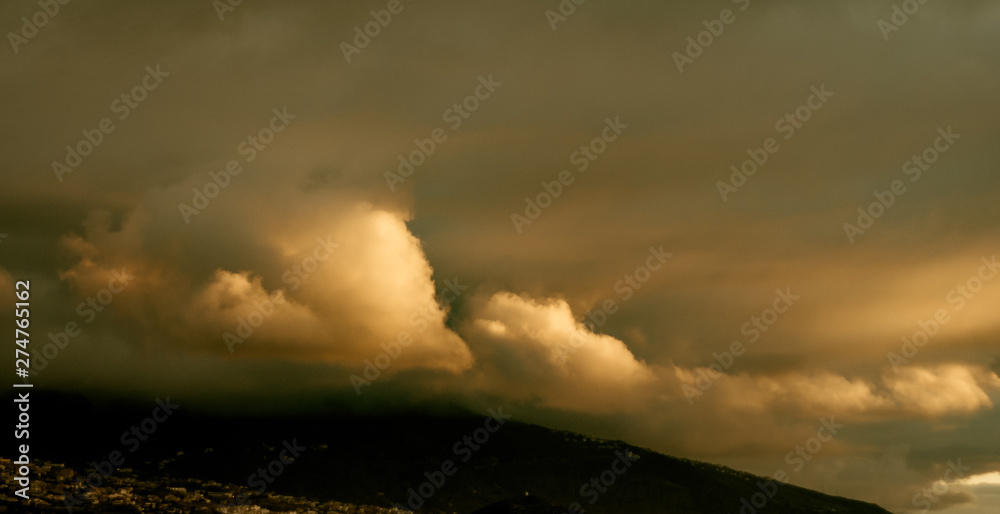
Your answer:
(55, 181), (473, 373)
(887, 365), (999, 417)
(673, 363), (1000, 420)
(460, 291), (658, 413)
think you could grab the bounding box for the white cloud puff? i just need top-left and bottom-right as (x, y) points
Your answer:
(461, 291), (657, 413)
(56, 184), (473, 374)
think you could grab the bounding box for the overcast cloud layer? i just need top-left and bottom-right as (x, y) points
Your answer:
(2, 1), (999, 512)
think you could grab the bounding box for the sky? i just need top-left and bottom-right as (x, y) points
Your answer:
(1, 1), (999, 512)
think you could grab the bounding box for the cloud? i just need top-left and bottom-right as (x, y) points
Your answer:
(683, 367), (894, 415)
(461, 291), (658, 413)
(886, 364), (999, 417)
(54, 181), (473, 373)
(958, 472), (1000, 486)
(673, 363), (999, 420)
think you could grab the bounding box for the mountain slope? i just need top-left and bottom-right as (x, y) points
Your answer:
(9, 392), (892, 513)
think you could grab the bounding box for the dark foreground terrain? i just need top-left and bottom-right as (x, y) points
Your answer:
(2, 391), (892, 513)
